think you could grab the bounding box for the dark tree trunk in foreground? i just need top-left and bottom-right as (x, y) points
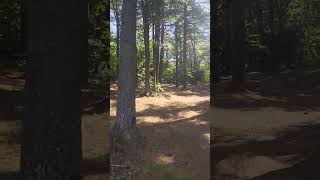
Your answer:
(112, 0), (138, 151)
(20, 0), (88, 179)
(230, 0), (246, 91)
(142, 0), (151, 94)
(211, 0), (221, 105)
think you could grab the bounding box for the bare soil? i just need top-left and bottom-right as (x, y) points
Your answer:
(110, 83), (210, 180)
(212, 70), (320, 180)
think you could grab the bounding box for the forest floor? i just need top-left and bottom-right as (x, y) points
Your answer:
(0, 68), (109, 180)
(110, 83), (210, 180)
(212, 68), (320, 180)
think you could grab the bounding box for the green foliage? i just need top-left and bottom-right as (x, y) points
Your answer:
(163, 60), (176, 82)
(287, 0), (320, 65)
(110, 38), (118, 79)
(151, 83), (164, 96)
(199, 60), (210, 82)
(88, 0), (109, 76)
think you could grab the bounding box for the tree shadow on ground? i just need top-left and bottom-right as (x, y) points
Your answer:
(134, 100), (210, 179)
(137, 100), (209, 120)
(214, 69), (320, 111)
(82, 154), (109, 176)
(166, 84), (210, 98)
(0, 171), (18, 180)
(212, 124), (320, 180)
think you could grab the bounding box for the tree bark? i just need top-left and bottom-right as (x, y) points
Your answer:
(175, 22), (180, 87)
(182, 4), (188, 89)
(142, 0), (151, 94)
(111, 0), (121, 78)
(159, 23), (165, 84)
(20, 0), (88, 179)
(152, 0), (161, 86)
(111, 0), (138, 151)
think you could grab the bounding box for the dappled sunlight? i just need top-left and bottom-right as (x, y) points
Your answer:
(137, 116), (162, 124)
(111, 83), (210, 179)
(154, 153), (176, 165)
(203, 133), (210, 143)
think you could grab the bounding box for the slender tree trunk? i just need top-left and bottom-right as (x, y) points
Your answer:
(192, 32), (197, 80)
(153, 0), (161, 86)
(116, 10), (120, 77)
(159, 23), (165, 84)
(111, 0), (138, 151)
(182, 4), (188, 89)
(175, 22), (180, 87)
(179, 33), (183, 86)
(142, 0), (151, 94)
(20, 0), (87, 179)
(106, 0), (111, 113)
(230, 0), (246, 91)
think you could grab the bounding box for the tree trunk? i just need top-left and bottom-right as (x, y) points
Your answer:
(111, 0), (121, 78)
(211, 0), (222, 104)
(179, 32), (183, 86)
(153, 0), (161, 86)
(159, 23), (165, 84)
(175, 22), (180, 87)
(192, 31), (197, 80)
(20, 0), (87, 179)
(230, 0), (246, 91)
(116, 9), (120, 78)
(142, 0), (151, 94)
(152, 23), (156, 90)
(111, 0), (138, 151)
(182, 4), (188, 89)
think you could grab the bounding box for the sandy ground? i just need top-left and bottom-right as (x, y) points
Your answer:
(212, 71), (320, 180)
(110, 84), (210, 180)
(0, 69), (109, 180)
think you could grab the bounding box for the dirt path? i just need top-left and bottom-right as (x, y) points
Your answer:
(111, 84), (210, 180)
(212, 72), (320, 180)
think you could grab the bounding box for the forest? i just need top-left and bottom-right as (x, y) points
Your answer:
(211, 0), (320, 92)
(212, 0), (320, 180)
(0, 0), (319, 179)
(109, 0), (210, 179)
(109, 0), (210, 93)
